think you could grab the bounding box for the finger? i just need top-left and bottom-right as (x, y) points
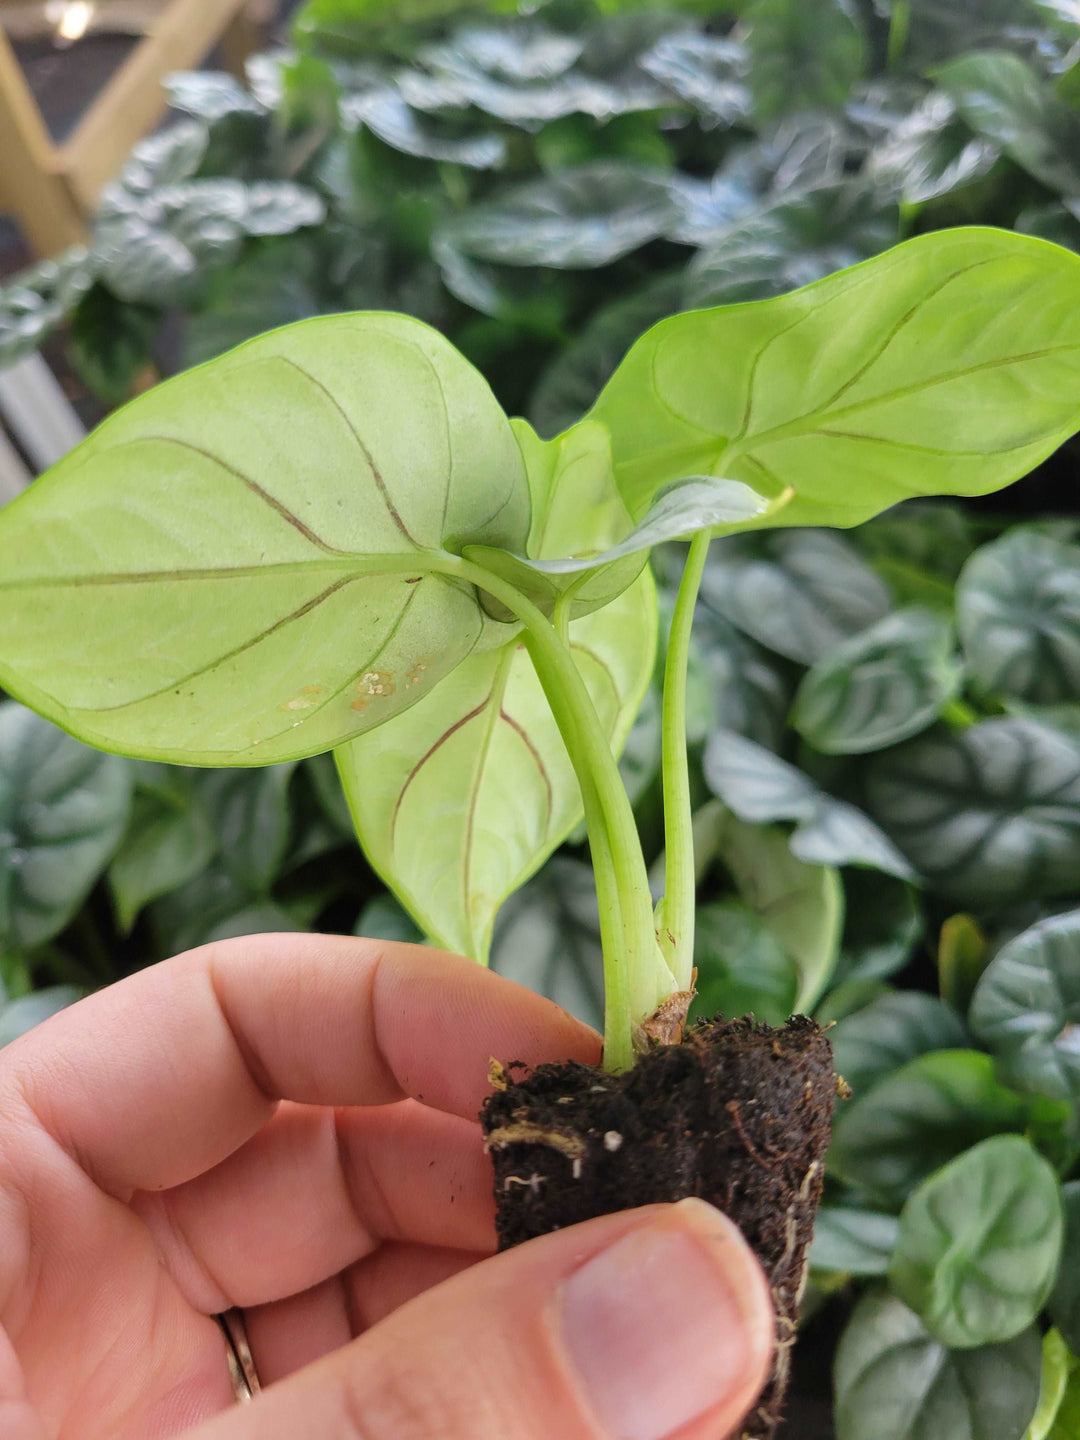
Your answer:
(133, 1101), (494, 1311)
(183, 1200), (775, 1440)
(246, 1245), (480, 1385)
(2, 933), (599, 1195)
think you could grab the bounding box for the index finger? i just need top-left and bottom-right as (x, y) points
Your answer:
(0, 933), (600, 1195)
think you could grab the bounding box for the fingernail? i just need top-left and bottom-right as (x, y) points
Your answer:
(558, 1199), (772, 1440)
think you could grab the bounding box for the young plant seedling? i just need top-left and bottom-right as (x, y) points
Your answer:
(2, 227), (1080, 1436)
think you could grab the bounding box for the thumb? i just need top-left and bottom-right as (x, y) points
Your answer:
(187, 1198), (775, 1440)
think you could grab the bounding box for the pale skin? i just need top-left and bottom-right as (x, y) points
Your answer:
(0, 934), (775, 1440)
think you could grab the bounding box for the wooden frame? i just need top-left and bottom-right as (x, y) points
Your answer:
(0, 0), (267, 259)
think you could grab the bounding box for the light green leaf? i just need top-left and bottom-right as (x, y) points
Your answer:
(936, 51), (1080, 197)
(108, 783), (217, 932)
(700, 530), (892, 666)
(0, 703), (132, 948)
(1050, 1183), (1080, 1356)
(1025, 1330), (1076, 1440)
(861, 719), (1080, 906)
(831, 992), (969, 1103)
(336, 422), (657, 963)
(793, 608), (962, 755)
(890, 1134), (1064, 1349)
(938, 912), (992, 1012)
(970, 909), (1080, 1103)
(810, 1207), (900, 1276)
(745, 0), (865, 124)
(0, 313), (531, 765)
(957, 531), (1080, 705)
(692, 801), (843, 1010)
(829, 1048), (1068, 1209)
(703, 729), (917, 880)
(688, 900), (799, 1026)
(835, 1293), (1042, 1440)
(589, 228), (1080, 525)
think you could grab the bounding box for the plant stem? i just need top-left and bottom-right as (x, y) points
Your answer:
(656, 530), (710, 991)
(450, 557), (670, 1071)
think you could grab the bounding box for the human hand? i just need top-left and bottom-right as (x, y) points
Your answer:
(0, 934), (773, 1440)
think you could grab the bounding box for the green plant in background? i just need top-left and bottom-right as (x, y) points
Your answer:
(10, 0), (1080, 422)
(1, 227), (1080, 1440)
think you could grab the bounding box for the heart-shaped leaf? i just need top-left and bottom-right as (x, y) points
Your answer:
(829, 1048), (1067, 1208)
(193, 765), (296, 893)
(834, 869), (924, 985)
(342, 89), (506, 168)
(703, 729), (917, 880)
(835, 1293), (1042, 1440)
(831, 992), (969, 1102)
(589, 228), (1080, 524)
(957, 530), (1080, 705)
(335, 421), (656, 962)
(810, 1207), (900, 1276)
(0, 313), (531, 765)
(0, 703), (132, 948)
(639, 32), (750, 126)
(970, 909), (1080, 1102)
(700, 530), (892, 666)
(861, 719), (1080, 906)
(692, 607), (795, 753)
(793, 608), (962, 754)
(889, 1134), (1064, 1348)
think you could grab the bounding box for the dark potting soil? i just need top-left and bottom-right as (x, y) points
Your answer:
(480, 1015), (836, 1440)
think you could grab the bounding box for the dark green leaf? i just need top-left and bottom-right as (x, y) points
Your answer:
(193, 766), (295, 893)
(528, 274), (683, 439)
(685, 184), (897, 308)
(829, 1048), (1065, 1208)
(957, 531), (1080, 705)
(693, 608), (794, 754)
(639, 31), (750, 125)
(703, 730), (917, 879)
(852, 500), (976, 612)
(834, 869), (923, 985)
(166, 71), (267, 123)
(1049, 1182), (1080, 1355)
(810, 1206), (900, 1275)
(700, 531), (892, 666)
(183, 234), (322, 367)
(835, 1292), (1042, 1440)
(0, 986), (83, 1047)
(202, 899), (301, 944)
(68, 284), (159, 407)
(108, 785), (217, 932)
(343, 89), (506, 167)
(436, 163), (677, 269)
(970, 909), (1080, 1102)
(688, 900), (800, 1027)
(890, 1134), (1064, 1348)
(0, 703), (132, 949)
(489, 856), (603, 1029)
(868, 92), (1001, 204)
(831, 992), (969, 1102)
(0, 248), (96, 368)
(793, 608), (961, 755)
(861, 720), (1080, 906)
(355, 892), (425, 943)
(305, 752), (356, 838)
(936, 51), (1080, 196)
(745, 0), (865, 124)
